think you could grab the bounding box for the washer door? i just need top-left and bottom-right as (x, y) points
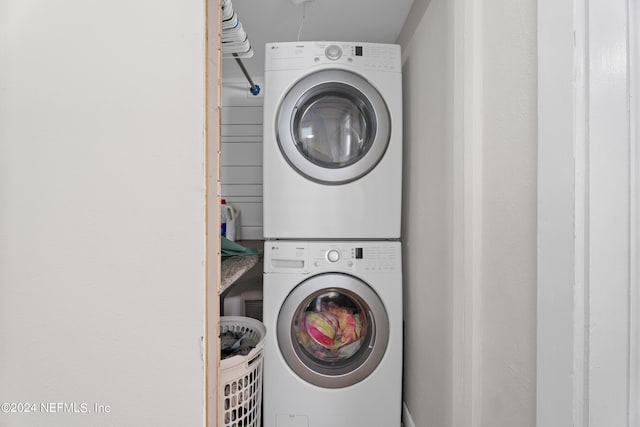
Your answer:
(277, 273), (389, 388)
(276, 70), (391, 184)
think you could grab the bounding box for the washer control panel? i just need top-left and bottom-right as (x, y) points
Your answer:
(264, 241), (400, 273)
(316, 244), (399, 272)
(265, 41), (401, 73)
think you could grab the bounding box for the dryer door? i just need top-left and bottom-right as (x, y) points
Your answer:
(276, 272), (389, 388)
(276, 69), (391, 184)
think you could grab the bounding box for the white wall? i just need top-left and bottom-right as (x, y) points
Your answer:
(0, 2), (207, 426)
(399, 0), (537, 425)
(399, 0), (455, 425)
(221, 78), (265, 240)
(478, 1), (537, 425)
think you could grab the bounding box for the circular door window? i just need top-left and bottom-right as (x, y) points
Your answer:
(277, 273), (389, 388)
(276, 70), (391, 185)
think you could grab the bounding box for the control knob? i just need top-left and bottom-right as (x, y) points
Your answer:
(326, 249), (341, 263)
(325, 45), (342, 61)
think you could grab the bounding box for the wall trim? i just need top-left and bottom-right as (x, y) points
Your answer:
(537, 0), (584, 424)
(629, 0), (640, 424)
(206, 0), (222, 425)
(452, 0), (483, 425)
(573, 1), (589, 424)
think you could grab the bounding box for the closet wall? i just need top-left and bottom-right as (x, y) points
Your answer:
(399, 0), (537, 425)
(0, 1), (208, 425)
(221, 78), (265, 240)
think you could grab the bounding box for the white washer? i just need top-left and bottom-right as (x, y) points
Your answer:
(263, 41), (403, 240)
(263, 240), (402, 427)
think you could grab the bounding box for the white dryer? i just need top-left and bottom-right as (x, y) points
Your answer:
(263, 41), (403, 240)
(263, 240), (402, 427)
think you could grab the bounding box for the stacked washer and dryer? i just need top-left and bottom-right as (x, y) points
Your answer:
(262, 41), (403, 427)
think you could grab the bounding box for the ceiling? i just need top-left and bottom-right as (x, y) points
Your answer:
(221, 0), (414, 80)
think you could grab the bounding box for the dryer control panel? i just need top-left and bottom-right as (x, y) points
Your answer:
(264, 240), (401, 273)
(265, 41), (401, 73)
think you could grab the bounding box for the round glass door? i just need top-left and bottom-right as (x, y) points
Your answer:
(276, 70), (391, 184)
(277, 273), (389, 388)
(292, 84), (374, 169)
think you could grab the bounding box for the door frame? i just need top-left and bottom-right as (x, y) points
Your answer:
(537, 0), (639, 425)
(206, 0), (222, 425)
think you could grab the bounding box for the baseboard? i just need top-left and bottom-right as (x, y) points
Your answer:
(402, 401), (416, 427)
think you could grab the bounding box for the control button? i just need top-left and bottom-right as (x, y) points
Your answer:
(325, 45), (342, 61)
(326, 249), (341, 263)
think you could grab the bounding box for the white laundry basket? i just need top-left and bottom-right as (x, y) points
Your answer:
(220, 316), (266, 427)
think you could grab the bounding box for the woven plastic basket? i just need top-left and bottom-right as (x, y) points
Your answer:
(220, 316), (266, 427)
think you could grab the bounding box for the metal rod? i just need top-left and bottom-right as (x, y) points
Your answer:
(233, 54), (260, 96)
